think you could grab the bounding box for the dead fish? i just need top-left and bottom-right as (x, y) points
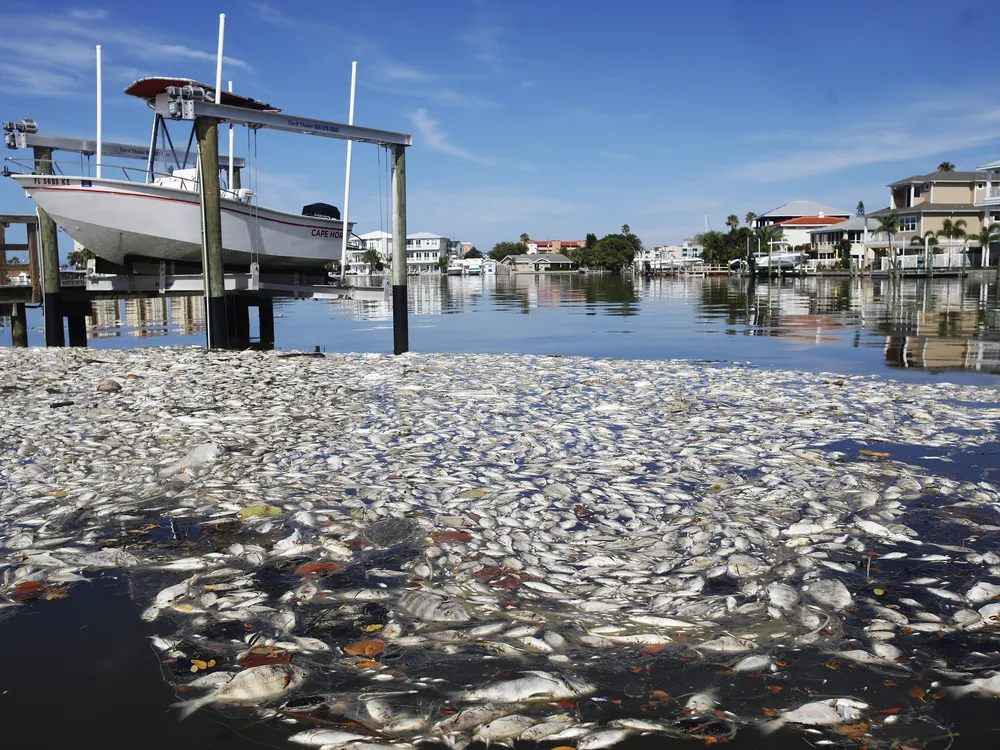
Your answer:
(474, 714), (539, 744)
(805, 579), (852, 610)
(698, 636), (757, 653)
(288, 728), (375, 747)
(764, 698), (868, 732)
(397, 590), (470, 623)
(949, 673), (1000, 697)
(577, 729), (633, 749)
(433, 705), (513, 735)
(174, 664), (307, 719)
(465, 671), (595, 703)
(160, 443), (224, 478)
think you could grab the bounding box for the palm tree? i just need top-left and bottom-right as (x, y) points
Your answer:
(936, 218), (967, 242)
(361, 247), (382, 274)
(621, 224), (631, 235)
(875, 213), (898, 272)
(971, 223), (1000, 267)
(744, 211), (757, 227)
(519, 233), (530, 246)
(937, 161), (955, 172)
(725, 214), (740, 233)
(909, 231), (938, 249)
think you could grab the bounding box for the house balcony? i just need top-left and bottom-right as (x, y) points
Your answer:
(976, 184), (1000, 207)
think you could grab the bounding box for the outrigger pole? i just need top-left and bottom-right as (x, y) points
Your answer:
(156, 81), (413, 354)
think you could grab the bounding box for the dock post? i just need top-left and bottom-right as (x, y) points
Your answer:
(33, 146), (64, 347)
(258, 296), (275, 349)
(11, 303), (28, 347)
(66, 305), (88, 347)
(391, 144), (408, 354)
(27, 220), (41, 303)
(195, 117), (228, 349)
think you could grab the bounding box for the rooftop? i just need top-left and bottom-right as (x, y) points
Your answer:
(773, 216), (847, 227)
(887, 171), (984, 187)
(869, 203), (980, 216)
(808, 216), (881, 234)
(758, 200), (851, 219)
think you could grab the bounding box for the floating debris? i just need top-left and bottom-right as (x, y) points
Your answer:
(2, 347), (1000, 749)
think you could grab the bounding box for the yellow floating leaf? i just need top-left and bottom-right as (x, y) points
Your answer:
(874, 588), (885, 596)
(189, 665), (199, 673)
(191, 659), (208, 670)
(207, 659), (216, 667)
(238, 504), (283, 520)
(365, 624), (385, 632)
(459, 489), (488, 499)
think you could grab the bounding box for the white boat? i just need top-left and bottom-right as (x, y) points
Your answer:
(8, 78), (355, 271)
(445, 263), (464, 276)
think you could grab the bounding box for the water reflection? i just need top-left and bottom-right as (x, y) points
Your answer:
(88, 297), (205, 339)
(4, 273), (999, 378)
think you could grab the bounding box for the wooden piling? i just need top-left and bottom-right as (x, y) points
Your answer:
(258, 296), (275, 349)
(66, 306), (88, 347)
(27, 220), (41, 303)
(195, 118), (228, 349)
(11, 302), (28, 347)
(33, 146), (64, 347)
(391, 144), (408, 355)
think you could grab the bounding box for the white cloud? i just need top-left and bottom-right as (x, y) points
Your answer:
(731, 97), (1000, 182)
(405, 108), (496, 166)
(460, 26), (504, 68)
(519, 80), (536, 89)
(0, 10), (249, 99)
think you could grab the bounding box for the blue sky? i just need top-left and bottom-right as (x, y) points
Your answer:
(2, 0), (999, 253)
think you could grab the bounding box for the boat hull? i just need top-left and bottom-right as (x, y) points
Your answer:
(13, 175), (353, 270)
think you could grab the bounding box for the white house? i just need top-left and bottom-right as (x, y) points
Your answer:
(347, 231), (463, 274)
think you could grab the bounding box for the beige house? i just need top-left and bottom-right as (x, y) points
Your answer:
(499, 253), (575, 273)
(872, 171), (985, 245)
(867, 170), (993, 268)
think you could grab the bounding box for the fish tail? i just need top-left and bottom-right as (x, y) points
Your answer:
(759, 717), (786, 735)
(173, 696), (210, 720)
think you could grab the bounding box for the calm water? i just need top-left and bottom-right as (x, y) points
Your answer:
(4, 273), (1000, 385)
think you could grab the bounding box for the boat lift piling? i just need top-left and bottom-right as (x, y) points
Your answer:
(159, 88), (413, 352)
(391, 144), (407, 354)
(195, 117), (228, 349)
(32, 146), (64, 347)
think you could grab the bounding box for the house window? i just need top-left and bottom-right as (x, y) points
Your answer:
(977, 183), (985, 189)
(898, 216), (918, 232)
(913, 186), (922, 198)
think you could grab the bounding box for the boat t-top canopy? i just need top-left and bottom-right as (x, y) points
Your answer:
(125, 77), (279, 112)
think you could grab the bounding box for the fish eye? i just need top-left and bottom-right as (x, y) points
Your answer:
(444, 610), (453, 616)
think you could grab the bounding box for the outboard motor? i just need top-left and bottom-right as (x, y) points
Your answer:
(302, 202), (341, 220)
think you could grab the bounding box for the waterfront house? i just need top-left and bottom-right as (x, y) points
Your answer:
(809, 216), (882, 269)
(868, 170), (986, 268)
(526, 239), (586, 254)
(753, 201), (851, 229)
(974, 159), (1000, 265)
(349, 231), (464, 274)
(500, 253), (575, 273)
(763, 215), (847, 250)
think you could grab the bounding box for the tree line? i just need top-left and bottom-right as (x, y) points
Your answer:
(488, 226), (643, 271)
(695, 212), (789, 266)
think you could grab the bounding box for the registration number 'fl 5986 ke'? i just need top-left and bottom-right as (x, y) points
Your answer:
(31, 177), (73, 186)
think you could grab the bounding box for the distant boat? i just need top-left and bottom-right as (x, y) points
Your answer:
(446, 263), (464, 276)
(8, 77), (355, 271)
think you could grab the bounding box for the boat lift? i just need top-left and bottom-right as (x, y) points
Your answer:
(153, 83), (412, 352)
(3, 118), (245, 171)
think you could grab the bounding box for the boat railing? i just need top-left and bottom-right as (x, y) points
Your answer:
(2, 157), (241, 191)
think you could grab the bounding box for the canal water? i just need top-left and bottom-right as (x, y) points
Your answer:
(4, 273), (1000, 386)
(2, 273), (999, 749)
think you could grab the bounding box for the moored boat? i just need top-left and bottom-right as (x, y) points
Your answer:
(7, 78), (355, 271)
